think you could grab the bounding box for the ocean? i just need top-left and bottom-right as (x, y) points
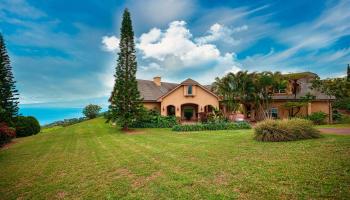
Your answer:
(19, 107), (85, 125)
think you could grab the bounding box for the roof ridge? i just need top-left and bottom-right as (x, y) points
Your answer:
(136, 79), (178, 85)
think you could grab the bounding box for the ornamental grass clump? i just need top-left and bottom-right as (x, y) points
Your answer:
(254, 118), (320, 142)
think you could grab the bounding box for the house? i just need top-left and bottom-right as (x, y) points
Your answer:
(138, 77), (219, 121)
(136, 73), (333, 122)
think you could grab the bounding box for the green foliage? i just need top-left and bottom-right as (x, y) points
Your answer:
(283, 101), (307, 117)
(335, 114), (350, 124)
(83, 104), (102, 119)
(283, 93), (315, 117)
(333, 97), (350, 111)
(130, 109), (178, 128)
(0, 33), (19, 124)
(254, 118), (320, 142)
(0, 122), (16, 147)
(207, 108), (226, 123)
(43, 117), (87, 128)
(213, 71), (288, 120)
(184, 109), (193, 120)
(172, 121), (251, 132)
(108, 9), (143, 130)
(306, 112), (327, 125)
(14, 116), (40, 137)
(312, 76), (350, 111)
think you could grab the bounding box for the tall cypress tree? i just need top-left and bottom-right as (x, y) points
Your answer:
(108, 9), (143, 131)
(0, 33), (19, 123)
(347, 64), (350, 81)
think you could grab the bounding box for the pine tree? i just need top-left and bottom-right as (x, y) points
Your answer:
(0, 33), (19, 123)
(347, 64), (350, 81)
(108, 9), (143, 131)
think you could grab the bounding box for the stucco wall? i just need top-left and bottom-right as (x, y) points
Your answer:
(143, 102), (161, 112)
(270, 101), (308, 119)
(160, 85), (219, 117)
(269, 100), (331, 122)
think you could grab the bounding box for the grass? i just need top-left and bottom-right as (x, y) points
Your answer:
(316, 123), (350, 128)
(0, 118), (349, 199)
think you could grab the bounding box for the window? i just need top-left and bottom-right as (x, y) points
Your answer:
(274, 88), (286, 94)
(187, 85), (193, 95)
(270, 108), (278, 118)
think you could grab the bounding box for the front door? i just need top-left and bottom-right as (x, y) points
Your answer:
(181, 104), (198, 121)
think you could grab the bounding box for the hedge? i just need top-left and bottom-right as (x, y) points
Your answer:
(172, 121), (251, 132)
(14, 116), (41, 137)
(130, 115), (178, 128)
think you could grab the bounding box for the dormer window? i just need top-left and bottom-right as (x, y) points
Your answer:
(187, 85), (193, 95)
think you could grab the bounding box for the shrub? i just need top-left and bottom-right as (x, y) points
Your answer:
(83, 104), (102, 119)
(14, 116), (41, 137)
(43, 117), (87, 128)
(130, 109), (178, 128)
(0, 123), (16, 147)
(172, 121), (251, 132)
(307, 111), (327, 125)
(254, 118), (320, 142)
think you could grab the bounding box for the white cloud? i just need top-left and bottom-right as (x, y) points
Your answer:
(140, 62), (163, 71)
(0, 0), (46, 19)
(195, 23), (248, 45)
(102, 20), (243, 84)
(240, 0), (350, 77)
(137, 21), (220, 67)
(101, 36), (119, 52)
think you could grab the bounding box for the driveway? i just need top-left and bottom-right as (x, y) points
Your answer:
(318, 128), (350, 135)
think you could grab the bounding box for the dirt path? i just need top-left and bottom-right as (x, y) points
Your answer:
(318, 128), (350, 135)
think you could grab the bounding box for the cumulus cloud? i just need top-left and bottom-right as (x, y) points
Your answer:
(137, 21), (220, 67)
(101, 36), (119, 52)
(134, 21), (243, 83)
(195, 23), (248, 45)
(101, 20), (243, 84)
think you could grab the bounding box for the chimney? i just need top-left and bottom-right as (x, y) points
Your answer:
(153, 76), (161, 86)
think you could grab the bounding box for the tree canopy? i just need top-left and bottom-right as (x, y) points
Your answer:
(108, 9), (143, 131)
(0, 33), (19, 124)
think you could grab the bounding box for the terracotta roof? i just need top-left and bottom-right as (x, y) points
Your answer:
(136, 74), (332, 102)
(137, 79), (177, 101)
(181, 78), (200, 85)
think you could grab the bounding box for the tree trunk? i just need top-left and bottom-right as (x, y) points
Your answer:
(122, 124), (129, 131)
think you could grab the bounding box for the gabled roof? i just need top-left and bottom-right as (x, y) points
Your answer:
(137, 79), (177, 101)
(181, 78), (200, 85)
(156, 78), (219, 101)
(136, 78), (219, 102)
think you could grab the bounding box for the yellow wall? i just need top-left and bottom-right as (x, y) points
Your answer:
(269, 100), (331, 122)
(159, 85), (219, 117)
(143, 102), (161, 112)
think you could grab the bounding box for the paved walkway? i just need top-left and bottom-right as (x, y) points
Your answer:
(318, 128), (350, 135)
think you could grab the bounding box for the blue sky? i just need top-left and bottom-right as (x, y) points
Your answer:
(1, 0), (349, 106)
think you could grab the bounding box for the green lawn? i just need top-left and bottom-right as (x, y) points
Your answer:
(1, 118), (349, 199)
(316, 123), (350, 128)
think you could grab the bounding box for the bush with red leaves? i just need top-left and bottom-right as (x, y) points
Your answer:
(0, 122), (16, 147)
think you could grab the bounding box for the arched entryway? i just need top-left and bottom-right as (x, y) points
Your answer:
(166, 105), (175, 116)
(181, 103), (198, 121)
(204, 105), (214, 113)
